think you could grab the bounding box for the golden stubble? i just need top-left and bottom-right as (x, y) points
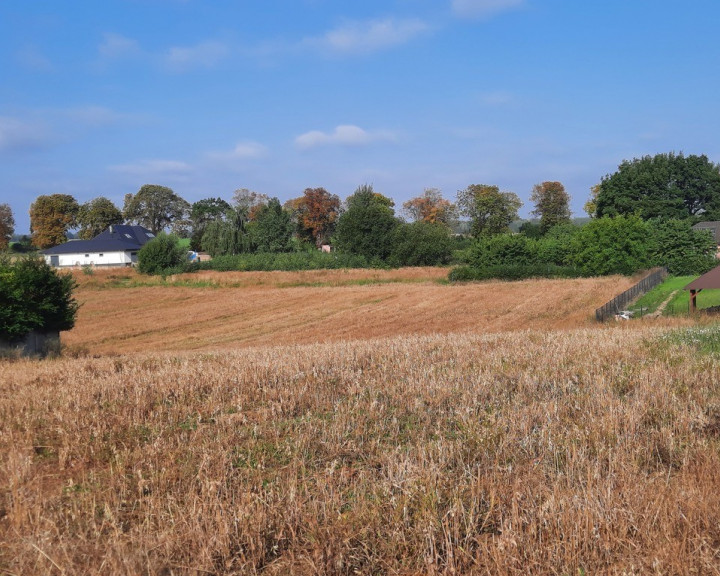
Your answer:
(3, 320), (720, 573)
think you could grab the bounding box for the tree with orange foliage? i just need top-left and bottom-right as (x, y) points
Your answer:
(296, 187), (342, 247)
(232, 188), (269, 221)
(30, 194), (79, 249)
(402, 188), (456, 226)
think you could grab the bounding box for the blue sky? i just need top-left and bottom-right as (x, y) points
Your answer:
(2, 0), (720, 234)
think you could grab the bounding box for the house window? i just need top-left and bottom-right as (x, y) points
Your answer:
(99, 253), (104, 257)
(85, 254), (89, 258)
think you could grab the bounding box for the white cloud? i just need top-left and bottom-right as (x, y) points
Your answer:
(295, 125), (395, 150)
(305, 18), (429, 55)
(451, 0), (525, 19)
(164, 41), (229, 71)
(99, 33), (141, 59)
(0, 117), (49, 152)
(109, 159), (193, 179)
(205, 141), (269, 167)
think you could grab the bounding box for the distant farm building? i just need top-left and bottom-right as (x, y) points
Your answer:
(692, 221), (720, 257)
(42, 225), (155, 268)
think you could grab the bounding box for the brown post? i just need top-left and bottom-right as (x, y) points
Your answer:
(690, 289), (697, 313)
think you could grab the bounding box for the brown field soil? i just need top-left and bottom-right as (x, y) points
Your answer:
(65, 267), (646, 355)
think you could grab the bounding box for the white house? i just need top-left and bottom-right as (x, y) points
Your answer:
(42, 225), (156, 268)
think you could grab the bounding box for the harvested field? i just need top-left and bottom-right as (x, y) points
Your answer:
(65, 268), (645, 355)
(2, 324), (720, 574)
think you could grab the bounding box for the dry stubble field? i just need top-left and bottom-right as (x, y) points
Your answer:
(2, 267), (719, 575)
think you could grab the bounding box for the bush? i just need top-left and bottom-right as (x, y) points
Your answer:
(449, 264), (585, 282)
(0, 256), (78, 343)
(137, 233), (187, 275)
(187, 251), (374, 272)
(467, 233), (538, 268)
(389, 221), (453, 267)
(567, 215), (652, 276)
(535, 223), (581, 266)
(648, 219), (717, 275)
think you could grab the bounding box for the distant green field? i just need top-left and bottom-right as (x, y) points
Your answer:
(632, 275), (720, 316)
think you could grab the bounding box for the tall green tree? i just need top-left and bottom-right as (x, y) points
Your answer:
(189, 198), (232, 250)
(456, 184), (522, 237)
(77, 197), (123, 239)
(333, 184), (400, 260)
(201, 207), (249, 257)
(530, 181), (571, 233)
(595, 152), (720, 220)
(123, 185), (190, 235)
(0, 204), (14, 251)
(248, 198), (294, 253)
(29, 194), (79, 249)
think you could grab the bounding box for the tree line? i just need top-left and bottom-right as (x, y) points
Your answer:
(2, 151), (720, 278)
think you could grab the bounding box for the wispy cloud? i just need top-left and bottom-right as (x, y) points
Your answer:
(304, 18), (429, 55)
(477, 90), (515, 106)
(109, 159), (193, 179)
(204, 142), (269, 172)
(0, 116), (49, 152)
(163, 41), (229, 71)
(295, 125), (396, 150)
(451, 0), (525, 19)
(15, 46), (53, 72)
(99, 33), (141, 59)
(62, 106), (130, 128)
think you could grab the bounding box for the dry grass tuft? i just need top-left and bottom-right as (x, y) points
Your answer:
(3, 321), (720, 574)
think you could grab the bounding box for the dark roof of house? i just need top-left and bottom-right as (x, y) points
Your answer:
(42, 225), (156, 255)
(685, 265), (720, 291)
(692, 221), (720, 244)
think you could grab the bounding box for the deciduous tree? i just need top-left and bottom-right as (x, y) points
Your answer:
(201, 208), (249, 257)
(595, 152), (720, 220)
(248, 198), (294, 253)
(29, 194), (79, 249)
(530, 181), (571, 233)
(232, 188), (269, 221)
(123, 185), (190, 235)
(402, 188), (456, 226)
(77, 197), (123, 239)
(456, 184), (522, 237)
(189, 198), (232, 250)
(295, 187), (342, 247)
(333, 184), (399, 260)
(0, 204), (15, 251)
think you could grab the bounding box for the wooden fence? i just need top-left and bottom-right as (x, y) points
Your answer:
(595, 267), (668, 322)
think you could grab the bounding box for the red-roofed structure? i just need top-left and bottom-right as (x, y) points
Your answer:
(685, 265), (720, 312)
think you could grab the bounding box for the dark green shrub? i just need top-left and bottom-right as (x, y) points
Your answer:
(467, 233), (538, 268)
(0, 256), (78, 343)
(390, 221), (453, 266)
(449, 264), (585, 282)
(648, 219), (717, 275)
(137, 233), (187, 275)
(567, 215), (652, 276)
